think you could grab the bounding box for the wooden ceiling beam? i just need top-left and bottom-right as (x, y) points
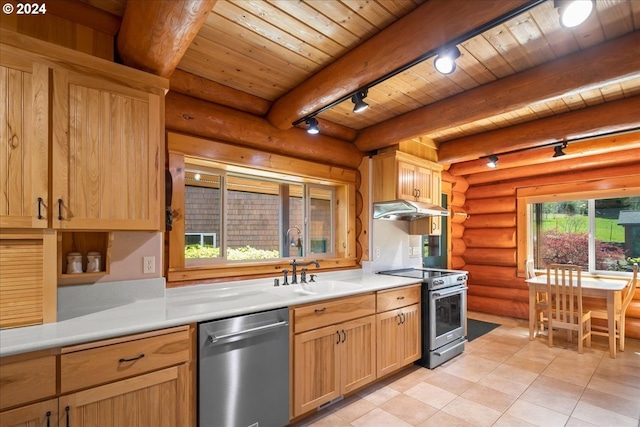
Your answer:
(165, 92), (363, 169)
(117, 0), (216, 77)
(355, 30), (640, 152)
(448, 131), (640, 177)
(438, 95), (640, 164)
(266, 0), (535, 130)
(170, 69), (271, 116)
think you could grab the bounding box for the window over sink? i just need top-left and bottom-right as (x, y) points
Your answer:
(166, 133), (358, 283)
(183, 167), (334, 264)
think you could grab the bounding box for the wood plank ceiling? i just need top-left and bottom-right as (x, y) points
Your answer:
(82, 0), (640, 169)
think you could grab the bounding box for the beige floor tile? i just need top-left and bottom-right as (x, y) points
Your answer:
(423, 371), (475, 395)
(386, 366), (433, 392)
(527, 374), (585, 400)
(579, 387), (640, 420)
(460, 383), (518, 412)
(587, 373), (640, 401)
(350, 407), (413, 427)
(492, 413), (537, 427)
(491, 363), (539, 386)
(404, 382), (458, 409)
(292, 412), (353, 427)
(379, 394), (438, 426)
(519, 382), (580, 415)
(441, 396), (502, 427)
(441, 354), (500, 382)
(505, 399), (569, 427)
(564, 417), (599, 426)
(359, 385), (400, 406)
(570, 401), (639, 427)
(330, 398), (377, 423)
(477, 372), (529, 397)
(416, 410), (473, 427)
(502, 354), (550, 374)
(541, 359), (596, 387)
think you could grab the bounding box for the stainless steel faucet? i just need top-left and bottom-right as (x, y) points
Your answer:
(290, 259), (319, 284)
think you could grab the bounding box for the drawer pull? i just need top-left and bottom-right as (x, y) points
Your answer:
(314, 308), (326, 314)
(118, 353), (145, 363)
(396, 296), (405, 300)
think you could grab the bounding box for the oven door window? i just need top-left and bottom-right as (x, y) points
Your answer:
(434, 293), (462, 337)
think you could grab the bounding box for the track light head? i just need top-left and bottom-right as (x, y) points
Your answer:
(553, 142), (567, 157)
(306, 117), (320, 134)
(554, 0), (594, 28)
(487, 155), (499, 168)
(434, 46), (461, 75)
(351, 89), (369, 113)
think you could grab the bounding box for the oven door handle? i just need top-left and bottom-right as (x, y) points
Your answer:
(432, 286), (468, 297)
(434, 340), (467, 357)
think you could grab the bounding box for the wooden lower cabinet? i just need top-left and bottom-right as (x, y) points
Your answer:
(0, 398), (58, 427)
(293, 315), (376, 417)
(59, 365), (189, 427)
(376, 304), (421, 377)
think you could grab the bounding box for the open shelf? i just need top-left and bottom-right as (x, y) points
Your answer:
(57, 232), (113, 279)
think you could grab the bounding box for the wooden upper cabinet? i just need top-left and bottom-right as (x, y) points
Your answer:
(373, 151), (442, 205)
(0, 49), (48, 229)
(0, 32), (167, 231)
(51, 69), (163, 230)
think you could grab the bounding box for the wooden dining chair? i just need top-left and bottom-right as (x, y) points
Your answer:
(547, 264), (592, 353)
(587, 263), (638, 352)
(527, 259), (547, 336)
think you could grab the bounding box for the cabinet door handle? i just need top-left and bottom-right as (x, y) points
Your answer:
(397, 314), (402, 325)
(401, 313), (406, 324)
(46, 411), (51, 427)
(37, 197), (44, 219)
(119, 353), (145, 363)
(314, 307), (326, 314)
(336, 330), (340, 344)
(415, 189), (420, 198)
(58, 199), (63, 220)
(65, 405), (70, 427)
(341, 329), (346, 343)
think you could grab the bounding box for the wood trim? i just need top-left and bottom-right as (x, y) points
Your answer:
(45, 0), (121, 36)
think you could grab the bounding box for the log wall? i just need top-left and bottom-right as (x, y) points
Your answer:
(457, 158), (640, 339)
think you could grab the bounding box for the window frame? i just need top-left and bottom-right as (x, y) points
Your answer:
(166, 133), (358, 283)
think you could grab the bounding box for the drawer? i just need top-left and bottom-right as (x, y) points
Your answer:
(0, 350), (57, 411)
(377, 284), (421, 312)
(293, 293), (375, 333)
(61, 327), (190, 393)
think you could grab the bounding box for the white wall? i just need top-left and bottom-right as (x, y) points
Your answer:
(97, 231), (163, 283)
(370, 220), (422, 272)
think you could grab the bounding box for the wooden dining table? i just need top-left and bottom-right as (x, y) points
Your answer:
(525, 275), (628, 358)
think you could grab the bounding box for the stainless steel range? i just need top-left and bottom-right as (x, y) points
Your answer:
(378, 268), (468, 368)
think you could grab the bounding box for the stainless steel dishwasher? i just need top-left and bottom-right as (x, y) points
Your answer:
(198, 307), (289, 427)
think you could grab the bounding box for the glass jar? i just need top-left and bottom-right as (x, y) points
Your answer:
(66, 252), (83, 274)
(86, 251), (102, 273)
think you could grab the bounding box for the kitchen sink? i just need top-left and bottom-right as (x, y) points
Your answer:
(263, 280), (363, 296)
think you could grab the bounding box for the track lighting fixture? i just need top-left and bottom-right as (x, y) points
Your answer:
(305, 117), (319, 134)
(487, 155), (499, 168)
(351, 89), (369, 113)
(553, 142), (567, 157)
(434, 46), (461, 75)
(554, 0), (594, 28)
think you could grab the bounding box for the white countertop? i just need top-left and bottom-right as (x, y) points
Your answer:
(0, 271), (420, 357)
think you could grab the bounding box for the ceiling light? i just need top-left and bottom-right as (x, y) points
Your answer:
(351, 89), (369, 113)
(554, 0), (594, 28)
(553, 142), (567, 157)
(434, 46), (461, 75)
(194, 173), (201, 180)
(487, 155), (499, 168)
(306, 117), (319, 134)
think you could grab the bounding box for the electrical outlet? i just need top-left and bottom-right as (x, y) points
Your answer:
(143, 256), (155, 274)
(375, 247), (381, 259)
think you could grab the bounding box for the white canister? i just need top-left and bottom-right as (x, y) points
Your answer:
(86, 251), (102, 273)
(66, 252), (83, 274)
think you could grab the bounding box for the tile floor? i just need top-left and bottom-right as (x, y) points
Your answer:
(291, 312), (640, 427)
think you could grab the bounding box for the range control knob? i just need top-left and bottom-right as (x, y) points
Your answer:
(433, 279), (445, 286)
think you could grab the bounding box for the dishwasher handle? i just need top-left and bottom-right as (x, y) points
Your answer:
(207, 320), (288, 344)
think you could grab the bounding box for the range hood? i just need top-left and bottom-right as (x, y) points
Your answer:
(373, 200), (449, 221)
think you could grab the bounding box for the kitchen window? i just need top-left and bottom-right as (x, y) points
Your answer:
(183, 167), (335, 264)
(530, 197), (639, 273)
